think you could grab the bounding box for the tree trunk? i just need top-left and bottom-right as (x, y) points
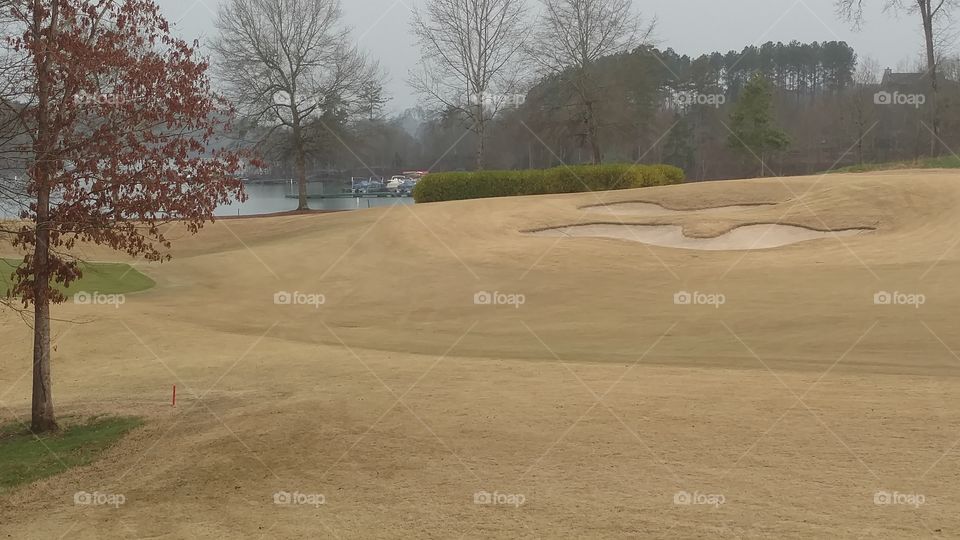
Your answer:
(292, 120), (309, 210)
(585, 99), (602, 164)
(29, 0), (58, 433)
(856, 93), (865, 165)
(476, 130), (485, 170)
(921, 4), (940, 155)
(475, 102), (485, 170)
(857, 131), (864, 166)
(31, 212), (56, 433)
(573, 70), (602, 165)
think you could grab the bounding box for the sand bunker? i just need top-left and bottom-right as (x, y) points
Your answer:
(582, 201), (776, 216)
(531, 223), (872, 250)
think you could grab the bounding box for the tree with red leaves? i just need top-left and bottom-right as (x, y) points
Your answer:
(0, 0), (248, 432)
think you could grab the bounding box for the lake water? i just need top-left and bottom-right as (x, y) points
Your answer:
(216, 182), (414, 216)
(0, 182), (414, 219)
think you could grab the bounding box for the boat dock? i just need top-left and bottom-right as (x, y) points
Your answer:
(284, 192), (411, 199)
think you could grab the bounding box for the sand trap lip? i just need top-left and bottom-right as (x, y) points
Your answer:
(581, 201), (777, 216)
(530, 223), (873, 250)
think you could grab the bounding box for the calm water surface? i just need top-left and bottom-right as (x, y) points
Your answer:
(215, 182), (414, 216)
(0, 182), (413, 219)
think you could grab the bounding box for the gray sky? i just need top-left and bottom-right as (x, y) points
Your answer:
(156, 0), (937, 113)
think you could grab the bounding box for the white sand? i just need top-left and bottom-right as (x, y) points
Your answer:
(533, 223), (872, 250)
(582, 201), (774, 216)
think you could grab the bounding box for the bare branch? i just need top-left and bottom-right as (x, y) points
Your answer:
(211, 0), (384, 208)
(409, 0), (529, 168)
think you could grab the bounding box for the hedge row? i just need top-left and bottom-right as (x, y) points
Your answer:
(412, 164), (684, 203)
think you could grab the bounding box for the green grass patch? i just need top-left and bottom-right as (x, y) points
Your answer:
(0, 416), (144, 491)
(0, 259), (155, 296)
(829, 155), (960, 174)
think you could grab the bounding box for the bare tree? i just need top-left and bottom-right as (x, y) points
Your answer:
(942, 53), (960, 80)
(530, 0), (653, 164)
(855, 55), (883, 85)
(850, 56), (882, 164)
(0, 0), (28, 222)
(410, 0), (528, 169)
(212, 0), (382, 209)
(837, 0), (959, 147)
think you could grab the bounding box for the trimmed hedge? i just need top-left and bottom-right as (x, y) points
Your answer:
(412, 164), (684, 203)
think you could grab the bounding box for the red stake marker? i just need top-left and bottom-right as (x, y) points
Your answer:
(172, 384), (176, 407)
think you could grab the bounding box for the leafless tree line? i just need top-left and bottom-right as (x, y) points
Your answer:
(837, 0), (960, 151)
(211, 0), (384, 209)
(0, 0), (30, 222)
(212, 0), (960, 176)
(411, 0), (654, 167)
(410, 0), (528, 169)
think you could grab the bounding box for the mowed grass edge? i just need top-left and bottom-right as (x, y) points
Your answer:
(0, 416), (144, 492)
(829, 155), (960, 174)
(0, 259), (155, 296)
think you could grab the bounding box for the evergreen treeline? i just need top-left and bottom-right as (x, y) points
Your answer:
(656, 41), (857, 98)
(263, 40), (958, 181)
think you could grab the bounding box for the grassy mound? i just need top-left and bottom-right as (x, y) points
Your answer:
(0, 259), (155, 296)
(413, 164), (684, 203)
(0, 416), (143, 491)
(829, 155), (960, 174)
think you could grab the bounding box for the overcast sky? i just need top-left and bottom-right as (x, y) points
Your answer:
(156, 0), (937, 113)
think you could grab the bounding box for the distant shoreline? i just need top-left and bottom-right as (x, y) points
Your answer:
(215, 208), (348, 220)
(1, 207), (353, 224)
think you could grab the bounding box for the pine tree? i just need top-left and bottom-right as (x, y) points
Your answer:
(728, 75), (790, 177)
(663, 113), (696, 175)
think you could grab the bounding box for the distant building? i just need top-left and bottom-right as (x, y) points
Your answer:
(880, 68), (958, 90)
(872, 68), (960, 161)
